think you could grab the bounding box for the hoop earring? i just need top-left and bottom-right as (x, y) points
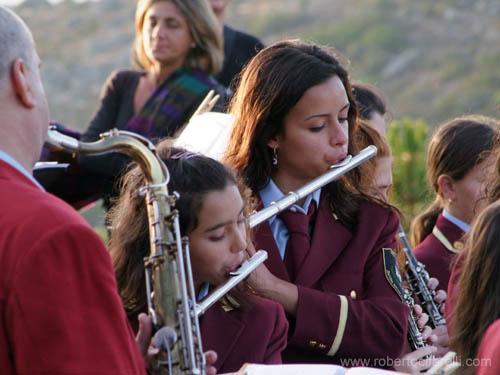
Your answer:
(272, 148), (278, 166)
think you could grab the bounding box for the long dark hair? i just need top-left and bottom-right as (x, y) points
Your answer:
(410, 116), (498, 246)
(224, 39), (376, 229)
(109, 143), (238, 317)
(451, 201), (500, 373)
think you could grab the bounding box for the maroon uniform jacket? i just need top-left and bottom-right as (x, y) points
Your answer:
(414, 213), (466, 289)
(445, 251), (465, 336)
(477, 319), (500, 375)
(201, 295), (288, 373)
(253, 195), (409, 366)
(0, 162), (145, 375)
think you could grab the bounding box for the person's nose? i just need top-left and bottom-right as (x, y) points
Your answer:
(152, 22), (167, 39)
(230, 225), (247, 254)
(329, 121), (348, 147)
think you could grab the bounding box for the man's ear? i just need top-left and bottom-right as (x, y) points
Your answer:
(437, 174), (456, 202)
(11, 58), (35, 108)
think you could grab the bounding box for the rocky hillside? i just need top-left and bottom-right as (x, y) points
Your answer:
(14, 0), (500, 130)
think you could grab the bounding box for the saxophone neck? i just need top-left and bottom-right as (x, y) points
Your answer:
(46, 127), (168, 186)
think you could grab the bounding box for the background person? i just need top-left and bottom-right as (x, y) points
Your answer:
(209, 0), (264, 89)
(79, 0), (226, 210)
(410, 116), (498, 288)
(352, 82), (390, 135)
(450, 201), (500, 375)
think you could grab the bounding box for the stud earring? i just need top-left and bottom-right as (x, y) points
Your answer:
(272, 147), (278, 166)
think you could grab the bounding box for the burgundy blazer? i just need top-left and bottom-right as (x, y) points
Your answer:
(253, 195), (408, 366)
(0, 161), (145, 374)
(445, 250), (465, 336)
(477, 319), (500, 375)
(414, 214), (466, 289)
(200, 295), (288, 373)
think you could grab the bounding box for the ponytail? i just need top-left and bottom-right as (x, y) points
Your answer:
(410, 198), (443, 247)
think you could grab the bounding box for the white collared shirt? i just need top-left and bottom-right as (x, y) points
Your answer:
(259, 179), (321, 259)
(0, 149), (44, 190)
(442, 208), (470, 233)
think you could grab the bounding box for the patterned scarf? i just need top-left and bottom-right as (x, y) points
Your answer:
(126, 67), (222, 140)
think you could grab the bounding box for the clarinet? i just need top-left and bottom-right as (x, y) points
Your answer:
(382, 249), (426, 350)
(398, 225), (446, 328)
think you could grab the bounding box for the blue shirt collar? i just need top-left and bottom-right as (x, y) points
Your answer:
(259, 178), (321, 224)
(197, 283), (210, 302)
(0, 150), (44, 190)
(442, 208), (470, 233)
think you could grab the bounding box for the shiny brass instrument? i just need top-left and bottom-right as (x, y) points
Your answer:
(45, 127), (267, 374)
(249, 146), (377, 228)
(398, 225), (446, 328)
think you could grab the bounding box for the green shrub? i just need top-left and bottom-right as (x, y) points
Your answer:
(388, 118), (431, 228)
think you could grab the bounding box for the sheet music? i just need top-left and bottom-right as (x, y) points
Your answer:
(174, 112), (234, 161)
(241, 364), (346, 375)
(239, 364), (407, 375)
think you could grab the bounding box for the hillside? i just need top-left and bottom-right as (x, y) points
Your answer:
(14, 0), (500, 131)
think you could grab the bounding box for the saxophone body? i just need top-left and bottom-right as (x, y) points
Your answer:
(46, 127), (270, 374)
(46, 128), (205, 374)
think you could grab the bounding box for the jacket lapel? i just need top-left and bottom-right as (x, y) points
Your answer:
(200, 302), (245, 370)
(295, 197), (352, 286)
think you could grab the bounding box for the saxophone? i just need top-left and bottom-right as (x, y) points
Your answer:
(45, 127), (267, 374)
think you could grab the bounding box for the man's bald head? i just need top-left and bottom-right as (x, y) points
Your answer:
(0, 6), (34, 83)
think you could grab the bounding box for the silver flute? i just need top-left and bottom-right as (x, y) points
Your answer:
(248, 145), (378, 228)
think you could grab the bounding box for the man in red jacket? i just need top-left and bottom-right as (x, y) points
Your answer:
(0, 6), (149, 374)
(0, 6), (217, 374)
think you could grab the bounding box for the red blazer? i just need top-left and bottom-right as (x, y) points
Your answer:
(253, 195), (408, 366)
(477, 319), (500, 375)
(445, 251), (466, 336)
(0, 161), (145, 375)
(201, 295), (288, 373)
(414, 214), (465, 289)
